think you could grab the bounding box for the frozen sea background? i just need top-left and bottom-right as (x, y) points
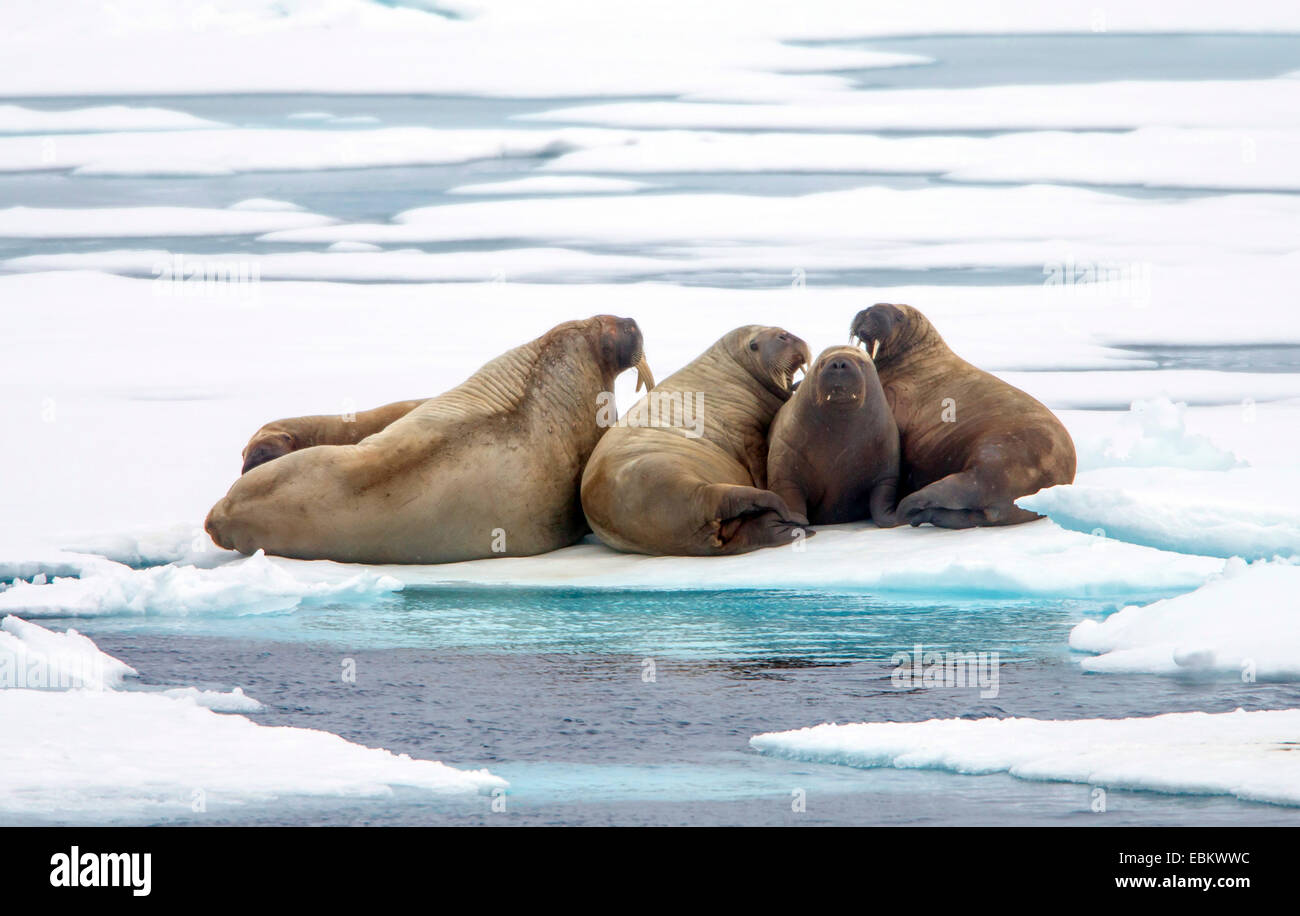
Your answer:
(2, 2), (1300, 825)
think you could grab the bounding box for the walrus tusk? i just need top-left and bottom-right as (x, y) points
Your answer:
(871, 339), (880, 360)
(635, 354), (655, 392)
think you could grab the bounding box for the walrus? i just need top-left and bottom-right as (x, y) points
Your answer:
(240, 399), (428, 474)
(849, 303), (1076, 528)
(580, 325), (812, 556)
(766, 345), (900, 527)
(205, 315), (654, 564)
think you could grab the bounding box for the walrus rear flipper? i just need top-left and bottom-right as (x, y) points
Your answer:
(706, 484), (812, 554)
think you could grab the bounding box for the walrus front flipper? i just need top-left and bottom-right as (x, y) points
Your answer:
(868, 477), (900, 528)
(705, 484), (812, 554)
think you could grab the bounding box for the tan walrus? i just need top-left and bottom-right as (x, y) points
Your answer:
(580, 325), (812, 556)
(767, 345), (900, 527)
(206, 315), (654, 563)
(849, 303), (1076, 528)
(240, 399), (429, 474)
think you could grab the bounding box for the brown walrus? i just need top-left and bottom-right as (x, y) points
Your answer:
(766, 345), (900, 527)
(849, 303), (1076, 528)
(240, 399), (428, 474)
(580, 325), (812, 556)
(205, 315), (654, 563)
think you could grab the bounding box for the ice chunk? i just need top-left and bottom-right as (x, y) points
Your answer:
(751, 708), (1300, 806)
(0, 615), (137, 690)
(159, 686), (265, 713)
(1019, 469), (1300, 560)
(1069, 559), (1300, 676)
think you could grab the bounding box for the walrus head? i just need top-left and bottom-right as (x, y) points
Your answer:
(731, 325), (810, 399)
(241, 429), (297, 475)
(592, 314), (654, 391)
(849, 303), (940, 368)
(810, 345), (874, 407)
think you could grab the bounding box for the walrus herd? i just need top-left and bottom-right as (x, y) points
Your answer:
(205, 304), (1076, 563)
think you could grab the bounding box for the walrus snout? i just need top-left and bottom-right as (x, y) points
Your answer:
(851, 303), (915, 363)
(814, 347), (870, 404)
(748, 327), (810, 395)
(601, 314), (655, 391)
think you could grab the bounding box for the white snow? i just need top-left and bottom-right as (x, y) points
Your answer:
(0, 206), (335, 239)
(0, 104), (222, 134)
(448, 175), (654, 195)
(1069, 559), (1300, 677)
(751, 708), (1300, 807)
(0, 551), (403, 619)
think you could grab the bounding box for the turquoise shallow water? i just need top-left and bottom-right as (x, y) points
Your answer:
(57, 586), (1123, 660)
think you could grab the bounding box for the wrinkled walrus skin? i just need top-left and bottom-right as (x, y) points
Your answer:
(206, 315), (654, 564)
(767, 345), (900, 527)
(240, 399), (429, 474)
(580, 325), (812, 556)
(849, 303), (1076, 528)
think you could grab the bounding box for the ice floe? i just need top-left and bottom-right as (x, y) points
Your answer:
(0, 616), (505, 818)
(0, 127), (633, 177)
(0, 615), (136, 690)
(0, 551), (403, 618)
(545, 126), (1300, 192)
(0, 205), (334, 238)
(751, 708), (1300, 806)
(0, 104), (222, 134)
(1069, 559), (1300, 677)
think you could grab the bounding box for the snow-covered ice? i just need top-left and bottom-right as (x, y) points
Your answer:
(0, 614), (136, 690)
(0, 104), (223, 134)
(1069, 559), (1300, 677)
(0, 127), (633, 177)
(751, 709), (1300, 807)
(0, 551), (403, 619)
(0, 205), (334, 239)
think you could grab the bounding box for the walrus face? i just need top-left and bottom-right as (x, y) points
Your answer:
(740, 326), (810, 399)
(241, 431), (295, 475)
(850, 303), (936, 366)
(811, 346), (872, 406)
(594, 315), (654, 391)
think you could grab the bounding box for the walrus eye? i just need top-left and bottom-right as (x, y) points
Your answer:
(749, 340), (759, 351)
